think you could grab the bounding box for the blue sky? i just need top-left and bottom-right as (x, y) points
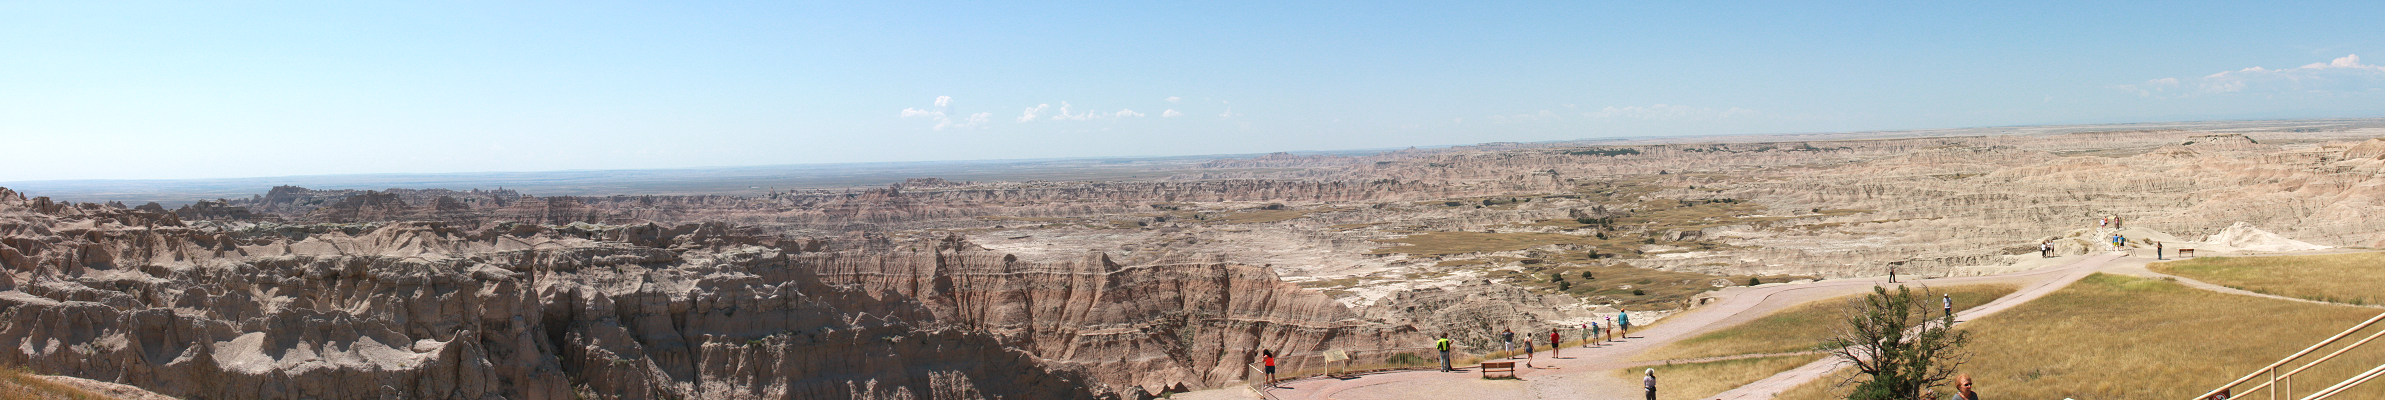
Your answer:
(4, 1), (2383, 181)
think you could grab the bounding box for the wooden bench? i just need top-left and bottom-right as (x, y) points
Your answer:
(1481, 361), (1517, 379)
(2179, 249), (2195, 258)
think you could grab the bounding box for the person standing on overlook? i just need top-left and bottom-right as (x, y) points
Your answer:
(1643, 369), (1657, 400)
(1501, 328), (1515, 357)
(1550, 330), (1562, 358)
(1261, 350), (1277, 388)
(1435, 334), (1453, 372)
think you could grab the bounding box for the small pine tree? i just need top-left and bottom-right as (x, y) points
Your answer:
(1551, 273), (1565, 282)
(1823, 285), (1971, 400)
(1748, 277), (1762, 286)
(1558, 281), (1572, 291)
(1580, 271), (1594, 280)
(1631, 289), (1646, 296)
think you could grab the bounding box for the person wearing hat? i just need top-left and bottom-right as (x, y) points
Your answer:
(1643, 368), (1657, 400)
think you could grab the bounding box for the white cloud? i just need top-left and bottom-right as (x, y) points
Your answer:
(1051, 102), (1094, 121)
(900, 108), (943, 118)
(1018, 104), (1050, 122)
(901, 96), (988, 130)
(2119, 54), (2385, 97)
(1218, 101), (1238, 118)
(1114, 109), (1146, 118)
(1166, 96), (1181, 103)
(1162, 109), (1183, 117)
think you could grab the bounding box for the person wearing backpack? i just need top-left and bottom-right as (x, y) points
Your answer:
(1435, 334), (1454, 372)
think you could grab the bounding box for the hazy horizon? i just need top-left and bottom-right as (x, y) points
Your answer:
(7, 1), (2385, 182)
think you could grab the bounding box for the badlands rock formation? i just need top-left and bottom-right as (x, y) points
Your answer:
(0, 188), (1412, 399)
(11, 121), (2385, 399)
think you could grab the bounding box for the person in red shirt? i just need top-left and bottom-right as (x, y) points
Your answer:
(1550, 330), (1562, 358)
(1261, 350), (1278, 388)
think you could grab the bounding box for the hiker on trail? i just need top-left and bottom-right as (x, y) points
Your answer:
(2099, 217), (2107, 228)
(2040, 241), (2051, 257)
(1502, 328), (1516, 357)
(1890, 266), (1897, 283)
(1436, 334), (1454, 372)
(1943, 294), (1953, 317)
(1618, 311), (1632, 338)
(1953, 374), (1977, 400)
(2115, 216), (2123, 229)
(1580, 324), (1592, 348)
(2157, 242), (2166, 260)
(1522, 338), (1535, 368)
(1604, 316), (1615, 342)
(1261, 350), (1278, 388)
(1551, 330), (1562, 358)
(1643, 368), (1657, 400)
(1589, 321), (1602, 346)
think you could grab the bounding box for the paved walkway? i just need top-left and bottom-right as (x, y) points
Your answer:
(1260, 253), (2133, 400)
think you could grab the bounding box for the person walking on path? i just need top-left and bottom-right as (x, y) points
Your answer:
(1618, 311), (1632, 338)
(1550, 330), (1562, 358)
(1501, 328), (1515, 357)
(1943, 294), (1954, 318)
(1261, 350), (1278, 388)
(2040, 241), (2052, 257)
(1603, 316), (1615, 342)
(1589, 321), (1602, 346)
(1435, 334), (1454, 372)
(1643, 368), (1657, 400)
(1580, 324), (1592, 348)
(1953, 374), (1977, 400)
(2157, 242), (2165, 260)
(1522, 338), (1535, 368)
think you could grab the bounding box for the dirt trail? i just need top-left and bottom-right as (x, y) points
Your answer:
(1261, 254), (2127, 400)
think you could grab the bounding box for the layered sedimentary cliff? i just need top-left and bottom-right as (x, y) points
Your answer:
(0, 188), (1412, 399)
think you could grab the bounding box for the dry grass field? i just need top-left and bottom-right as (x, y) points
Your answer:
(1619, 354), (1827, 400)
(1635, 284), (2018, 361)
(1775, 273), (2385, 400)
(0, 368), (106, 400)
(2150, 252), (2385, 305)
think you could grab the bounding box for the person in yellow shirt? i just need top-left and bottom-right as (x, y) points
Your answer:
(1435, 334), (1454, 372)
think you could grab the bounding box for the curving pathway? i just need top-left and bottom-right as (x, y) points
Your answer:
(1262, 253), (2133, 400)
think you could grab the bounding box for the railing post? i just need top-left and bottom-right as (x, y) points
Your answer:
(2271, 366), (2278, 400)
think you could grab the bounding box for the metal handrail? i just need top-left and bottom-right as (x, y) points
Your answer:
(1247, 363), (1282, 400)
(2239, 326), (2385, 395)
(2195, 311), (2385, 400)
(2297, 362), (2385, 400)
